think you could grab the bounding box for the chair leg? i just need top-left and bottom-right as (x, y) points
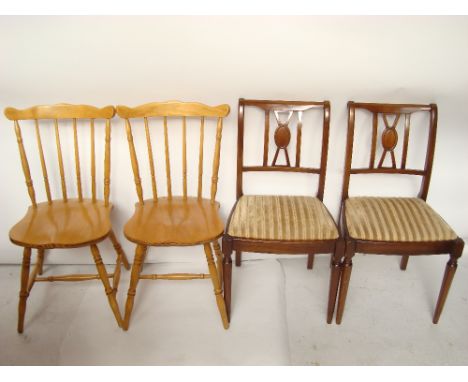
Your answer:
(235, 251), (242, 267)
(327, 240), (344, 323)
(37, 248), (45, 275)
(222, 239), (233, 322)
(212, 241), (223, 288)
(307, 254), (315, 270)
(90, 244), (123, 328)
(123, 244), (146, 331)
(400, 255), (409, 270)
(18, 247), (32, 333)
(433, 239), (464, 323)
(336, 240), (355, 324)
(204, 244), (229, 329)
(109, 230), (130, 270)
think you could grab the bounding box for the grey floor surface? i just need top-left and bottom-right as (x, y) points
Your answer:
(0, 253), (467, 365)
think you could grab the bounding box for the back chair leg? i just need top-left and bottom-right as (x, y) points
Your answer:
(336, 240), (355, 324)
(37, 248), (45, 275)
(204, 244), (229, 329)
(400, 255), (409, 270)
(307, 254), (315, 269)
(17, 247), (32, 333)
(90, 244), (123, 328)
(123, 244), (146, 330)
(109, 230), (130, 270)
(433, 239), (464, 324)
(235, 251), (242, 267)
(327, 240), (344, 323)
(212, 240), (223, 287)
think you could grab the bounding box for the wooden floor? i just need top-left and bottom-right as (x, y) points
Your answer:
(0, 254), (467, 365)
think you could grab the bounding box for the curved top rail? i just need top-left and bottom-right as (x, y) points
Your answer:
(4, 104), (115, 120)
(116, 101), (230, 119)
(349, 101), (434, 114)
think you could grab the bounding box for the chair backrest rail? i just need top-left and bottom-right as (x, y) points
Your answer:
(182, 116), (187, 199)
(144, 117), (158, 200)
(14, 120), (37, 206)
(125, 118), (144, 204)
(197, 117), (205, 199)
(34, 119), (52, 203)
(72, 118), (83, 201)
(163, 116), (172, 199)
(54, 119), (68, 202)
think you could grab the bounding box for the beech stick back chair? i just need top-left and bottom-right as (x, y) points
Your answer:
(4, 104), (130, 332)
(333, 101), (464, 324)
(116, 101), (230, 330)
(222, 99), (342, 323)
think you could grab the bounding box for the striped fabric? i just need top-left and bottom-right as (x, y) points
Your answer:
(228, 195), (339, 241)
(345, 197), (457, 242)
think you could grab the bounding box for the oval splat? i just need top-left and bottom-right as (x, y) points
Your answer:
(382, 128), (398, 150)
(274, 125), (291, 148)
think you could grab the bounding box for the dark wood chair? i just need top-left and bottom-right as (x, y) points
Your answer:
(222, 99), (343, 323)
(4, 104), (130, 332)
(116, 101), (230, 330)
(332, 101), (464, 324)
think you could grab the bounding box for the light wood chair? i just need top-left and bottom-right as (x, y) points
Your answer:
(4, 104), (130, 333)
(222, 99), (342, 323)
(332, 101), (464, 324)
(116, 101), (230, 330)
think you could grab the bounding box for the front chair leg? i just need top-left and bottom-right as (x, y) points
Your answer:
(212, 240), (223, 287)
(327, 240), (344, 323)
(204, 244), (229, 329)
(109, 230), (130, 270)
(222, 238), (233, 321)
(336, 240), (355, 324)
(90, 244), (123, 328)
(18, 247), (32, 333)
(433, 238), (464, 323)
(400, 255), (409, 270)
(123, 244), (146, 331)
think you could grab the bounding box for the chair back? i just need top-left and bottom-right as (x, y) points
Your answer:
(116, 101), (230, 204)
(4, 104), (116, 206)
(237, 99), (331, 200)
(342, 101), (438, 201)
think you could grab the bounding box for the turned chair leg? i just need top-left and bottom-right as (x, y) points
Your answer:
(212, 241), (223, 287)
(204, 244), (229, 329)
(235, 251), (242, 267)
(37, 248), (45, 275)
(336, 241), (355, 324)
(18, 247), (32, 333)
(109, 230), (130, 270)
(90, 244), (123, 328)
(307, 254), (315, 270)
(400, 255), (409, 270)
(433, 239), (464, 323)
(223, 244), (233, 322)
(327, 240), (344, 323)
(123, 244), (146, 330)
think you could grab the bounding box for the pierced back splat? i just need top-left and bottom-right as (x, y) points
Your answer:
(271, 110), (293, 166)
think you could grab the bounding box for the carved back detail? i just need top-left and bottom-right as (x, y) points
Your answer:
(342, 101), (438, 201)
(116, 101), (230, 204)
(237, 99), (331, 201)
(4, 104), (116, 207)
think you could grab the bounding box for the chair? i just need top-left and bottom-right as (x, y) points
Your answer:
(116, 101), (230, 330)
(222, 99), (342, 323)
(332, 101), (464, 324)
(4, 104), (130, 333)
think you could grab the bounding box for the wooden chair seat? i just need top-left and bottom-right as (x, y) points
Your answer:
(124, 197), (224, 246)
(10, 199), (112, 248)
(228, 195), (339, 241)
(345, 197), (457, 242)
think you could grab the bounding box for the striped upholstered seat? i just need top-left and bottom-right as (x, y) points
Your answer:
(345, 197), (457, 242)
(228, 195), (339, 241)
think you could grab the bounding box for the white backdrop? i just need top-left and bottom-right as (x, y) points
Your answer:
(1, 16), (467, 264)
